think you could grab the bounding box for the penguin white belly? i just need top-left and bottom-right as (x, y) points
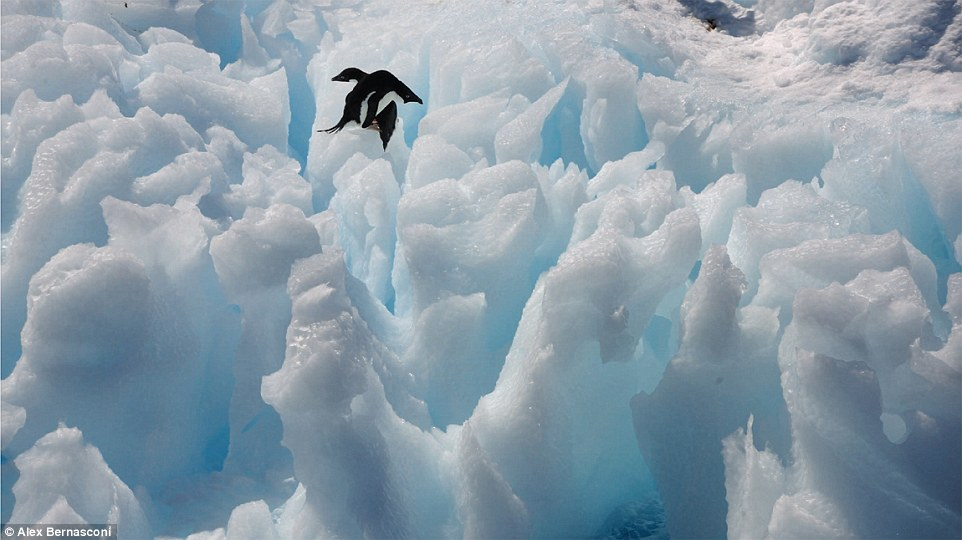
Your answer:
(358, 91), (377, 127)
(375, 91), (401, 114)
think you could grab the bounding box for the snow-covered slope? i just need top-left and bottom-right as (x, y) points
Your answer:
(2, 0), (960, 538)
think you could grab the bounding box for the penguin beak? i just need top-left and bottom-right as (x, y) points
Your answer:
(410, 94), (423, 104)
(332, 75), (347, 82)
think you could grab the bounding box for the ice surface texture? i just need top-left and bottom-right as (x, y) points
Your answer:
(1, 0), (960, 538)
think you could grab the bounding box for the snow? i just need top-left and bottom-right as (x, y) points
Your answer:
(1, 0), (960, 538)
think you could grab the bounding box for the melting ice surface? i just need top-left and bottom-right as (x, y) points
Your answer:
(1, 0), (961, 538)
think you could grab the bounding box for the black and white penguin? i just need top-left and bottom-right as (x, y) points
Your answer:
(372, 101), (398, 150)
(321, 68), (422, 145)
(331, 67), (368, 83)
(326, 68), (398, 149)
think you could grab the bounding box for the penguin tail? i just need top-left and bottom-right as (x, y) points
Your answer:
(319, 115), (352, 134)
(321, 121), (351, 134)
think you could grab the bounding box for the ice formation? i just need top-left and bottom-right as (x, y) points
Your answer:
(1, 0), (960, 538)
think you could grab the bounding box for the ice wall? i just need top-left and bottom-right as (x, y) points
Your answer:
(1, 0), (960, 538)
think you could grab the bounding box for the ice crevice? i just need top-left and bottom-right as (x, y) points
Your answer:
(1, 0), (960, 538)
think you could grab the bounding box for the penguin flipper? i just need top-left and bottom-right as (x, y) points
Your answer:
(361, 91), (387, 129)
(378, 126), (392, 149)
(361, 109), (378, 129)
(376, 101), (397, 150)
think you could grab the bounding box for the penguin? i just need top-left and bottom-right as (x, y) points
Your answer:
(331, 67), (368, 83)
(373, 101), (398, 150)
(326, 68), (400, 150)
(321, 68), (422, 143)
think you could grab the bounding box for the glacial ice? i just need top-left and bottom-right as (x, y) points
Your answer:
(10, 425), (150, 539)
(1, 0), (960, 538)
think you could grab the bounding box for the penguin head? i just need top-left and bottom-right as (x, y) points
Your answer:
(401, 89), (423, 105)
(332, 67), (367, 82)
